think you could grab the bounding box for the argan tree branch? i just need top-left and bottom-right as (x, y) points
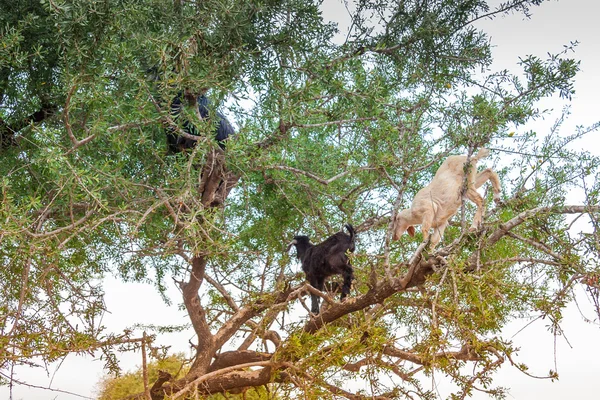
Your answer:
(180, 255), (213, 374)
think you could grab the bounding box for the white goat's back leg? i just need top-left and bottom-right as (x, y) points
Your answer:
(475, 168), (501, 202)
(465, 188), (485, 231)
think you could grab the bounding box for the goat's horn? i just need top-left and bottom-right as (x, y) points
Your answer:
(285, 239), (297, 252)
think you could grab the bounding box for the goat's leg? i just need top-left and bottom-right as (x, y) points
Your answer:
(465, 188), (485, 231)
(420, 209), (435, 243)
(310, 276), (325, 314)
(430, 221), (448, 248)
(475, 168), (501, 203)
(340, 266), (354, 301)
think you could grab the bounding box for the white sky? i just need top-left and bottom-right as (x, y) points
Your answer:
(3, 0), (599, 399)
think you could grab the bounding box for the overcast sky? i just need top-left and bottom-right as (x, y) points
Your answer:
(4, 1), (599, 399)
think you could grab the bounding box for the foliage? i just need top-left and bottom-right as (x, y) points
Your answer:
(0, 0), (599, 399)
(97, 353), (190, 400)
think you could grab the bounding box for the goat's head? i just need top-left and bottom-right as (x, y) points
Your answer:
(286, 235), (311, 259)
(392, 210), (416, 241)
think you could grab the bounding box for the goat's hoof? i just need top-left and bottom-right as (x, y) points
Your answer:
(468, 226), (478, 233)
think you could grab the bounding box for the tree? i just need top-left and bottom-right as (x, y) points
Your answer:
(1, 0), (598, 399)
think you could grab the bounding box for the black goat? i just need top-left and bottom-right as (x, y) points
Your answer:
(287, 224), (356, 315)
(166, 92), (235, 153)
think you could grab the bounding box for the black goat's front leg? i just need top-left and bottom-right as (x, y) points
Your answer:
(310, 276), (325, 314)
(340, 266), (354, 301)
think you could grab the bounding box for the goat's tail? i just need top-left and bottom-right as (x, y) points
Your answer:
(472, 148), (490, 162)
(344, 223), (356, 241)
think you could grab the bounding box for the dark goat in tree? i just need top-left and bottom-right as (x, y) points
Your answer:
(166, 91), (235, 152)
(288, 224), (356, 314)
(164, 90), (239, 206)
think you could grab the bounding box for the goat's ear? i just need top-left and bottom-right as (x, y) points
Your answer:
(407, 226), (415, 237)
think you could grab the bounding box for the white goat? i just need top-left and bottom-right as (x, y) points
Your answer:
(392, 148), (501, 247)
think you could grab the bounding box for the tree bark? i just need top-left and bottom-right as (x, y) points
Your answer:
(208, 350), (272, 372)
(181, 256), (214, 375)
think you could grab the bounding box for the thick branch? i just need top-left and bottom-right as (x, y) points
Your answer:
(181, 256), (214, 373)
(170, 361), (283, 399)
(208, 350), (272, 372)
(150, 371), (172, 400)
(199, 148), (226, 206)
(303, 256), (440, 334)
(141, 363), (286, 400)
